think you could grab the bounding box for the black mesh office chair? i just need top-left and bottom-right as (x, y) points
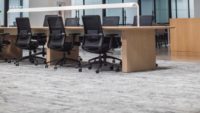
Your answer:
(28, 15), (58, 58)
(65, 18), (81, 46)
(45, 16), (82, 71)
(103, 16), (121, 49)
(43, 15), (59, 27)
(82, 15), (122, 73)
(133, 15), (153, 26)
(15, 17), (46, 66)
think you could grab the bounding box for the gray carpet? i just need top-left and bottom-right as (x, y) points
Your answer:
(0, 52), (200, 113)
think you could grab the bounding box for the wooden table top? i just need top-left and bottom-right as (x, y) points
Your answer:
(0, 26), (171, 31)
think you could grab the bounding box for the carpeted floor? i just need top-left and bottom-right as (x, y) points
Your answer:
(0, 51), (200, 113)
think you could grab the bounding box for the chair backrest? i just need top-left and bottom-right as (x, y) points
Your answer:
(43, 15), (58, 27)
(82, 15), (103, 34)
(133, 15), (153, 26)
(103, 16), (120, 26)
(65, 18), (80, 26)
(82, 15), (105, 51)
(47, 16), (66, 49)
(16, 17), (32, 47)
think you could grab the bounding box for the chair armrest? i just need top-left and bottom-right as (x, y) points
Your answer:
(84, 33), (103, 37)
(105, 33), (118, 37)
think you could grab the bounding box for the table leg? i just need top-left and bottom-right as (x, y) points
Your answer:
(121, 29), (156, 72)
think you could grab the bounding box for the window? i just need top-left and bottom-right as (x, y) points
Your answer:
(124, 0), (138, 25)
(106, 0), (123, 24)
(155, 0), (169, 23)
(0, 0), (4, 26)
(7, 0), (29, 26)
(85, 0), (102, 17)
(71, 0), (83, 18)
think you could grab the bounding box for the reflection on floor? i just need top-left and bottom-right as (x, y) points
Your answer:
(157, 47), (200, 62)
(156, 47), (170, 60)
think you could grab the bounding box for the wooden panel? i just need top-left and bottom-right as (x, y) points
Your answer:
(171, 51), (200, 61)
(121, 29), (156, 72)
(170, 19), (200, 52)
(170, 18), (200, 60)
(46, 47), (79, 64)
(0, 35), (22, 60)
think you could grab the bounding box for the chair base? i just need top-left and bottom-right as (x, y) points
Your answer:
(45, 53), (82, 72)
(14, 50), (46, 66)
(86, 53), (122, 73)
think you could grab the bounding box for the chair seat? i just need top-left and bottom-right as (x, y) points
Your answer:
(49, 42), (73, 52)
(83, 43), (110, 53)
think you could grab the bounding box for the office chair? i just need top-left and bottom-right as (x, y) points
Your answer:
(133, 15), (153, 26)
(82, 15), (122, 73)
(28, 15), (58, 59)
(45, 16), (82, 71)
(43, 15), (59, 27)
(103, 16), (121, 49)
(65, 18), (81, 46)
(15, 17), (46, 66)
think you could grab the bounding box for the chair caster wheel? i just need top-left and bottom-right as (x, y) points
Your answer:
(96, 70), (100, 74)
(30, 59), (34, 64)
(15, 63), (19, 66)
(88, 66), (92, 70)
(54, 66), (58, 70)
(115, 67), (120, 72)
(34, 60), (38, 66)
(45, 65), (48, 68)
(156, 63), (158, 67)
(110, 66), (114, 70)
(79, 68), (82, 72)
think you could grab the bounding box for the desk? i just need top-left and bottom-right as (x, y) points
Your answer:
(170, 19), (200, 60)
(0, 26), (169, 73)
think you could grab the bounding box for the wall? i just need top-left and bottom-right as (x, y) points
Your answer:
(29, 0), (57, 26)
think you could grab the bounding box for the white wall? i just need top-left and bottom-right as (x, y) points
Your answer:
(29, 0), (58, 27)
(29, 0), (71, 26)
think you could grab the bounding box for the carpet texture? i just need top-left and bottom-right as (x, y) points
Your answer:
(0, 52), (200, 113)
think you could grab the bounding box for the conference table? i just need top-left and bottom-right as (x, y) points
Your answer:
(0, 26), (169, 73)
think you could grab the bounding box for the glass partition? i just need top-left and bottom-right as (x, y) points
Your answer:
(155, 0), (169, 23)
(85, 0), (102, 17)
(71, 0), (83, 18)
(106, 0), (123, 24)
(124, 0), (138, 25)
(8, 0), (29, 26)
